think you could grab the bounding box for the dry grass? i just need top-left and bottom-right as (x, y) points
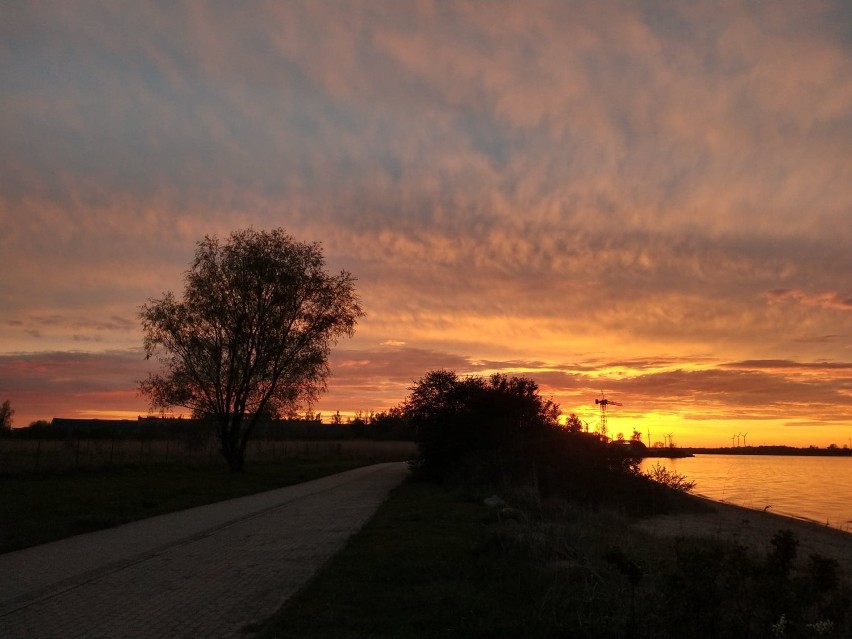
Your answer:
(634, 495), (852, 583)
(260, 479), (852, 638)
(0, 438), (416, 474)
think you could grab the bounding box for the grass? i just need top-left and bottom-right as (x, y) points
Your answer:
(0, 437), (417, 474)
(258, 477), (851, 639)
(0, 457), (386, 554)
(258, 479), (662, 639)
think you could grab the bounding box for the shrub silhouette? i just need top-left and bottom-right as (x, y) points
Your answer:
(662, 531), (849, 637)
(398, 369), (695, 515)
(643, 462), (697, 492)
(402, 370), (559, 479)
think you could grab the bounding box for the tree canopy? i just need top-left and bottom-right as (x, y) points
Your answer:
(140, 228), (363, 470)
(402, 370), (560, 478)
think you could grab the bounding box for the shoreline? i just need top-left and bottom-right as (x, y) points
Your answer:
(634, 494), (852, 583)
(693, 491), (852, 533)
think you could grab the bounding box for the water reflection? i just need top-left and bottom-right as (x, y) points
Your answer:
(640, 454), (852, 531)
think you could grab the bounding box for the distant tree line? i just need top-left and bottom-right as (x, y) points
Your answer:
(6, 414), (415, 443)
(687, 445), (852, 457)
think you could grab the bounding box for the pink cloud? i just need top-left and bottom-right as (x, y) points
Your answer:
(2, 1), (852, 445)
(767, 289), (852, 311)
(0, 350), (156, 426)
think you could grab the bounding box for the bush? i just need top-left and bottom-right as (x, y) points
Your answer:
(403, 370), (559, 480)
(661, 531), (849, 637)
(496, 431), (702, 516)
(397, 368), (709, 517)
(643, 462), (697, 493)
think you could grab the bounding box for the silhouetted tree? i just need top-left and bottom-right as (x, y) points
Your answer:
(139, 228), (363, 471)
(0, 400), (14, 431)
(564, 413), (584, 432)
(402, 370), (560, 478)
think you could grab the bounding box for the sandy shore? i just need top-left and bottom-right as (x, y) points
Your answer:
(634, 496), (852, 582)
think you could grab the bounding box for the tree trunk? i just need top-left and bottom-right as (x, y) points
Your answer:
(223, 443), (245, 472)
(219, 415), (246, 472)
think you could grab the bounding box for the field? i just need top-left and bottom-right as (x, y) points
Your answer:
(0, 436), (416, 474)
(0, 438), (415, 554)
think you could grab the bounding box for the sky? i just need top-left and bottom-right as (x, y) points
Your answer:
(2, 1), (851, 447)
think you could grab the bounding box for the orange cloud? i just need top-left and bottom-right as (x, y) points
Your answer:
(2, 1), (851, 447)
(767, 289), (852, 312)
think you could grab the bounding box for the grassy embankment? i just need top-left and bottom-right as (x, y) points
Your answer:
(0, 440), (415, 554)
(259, 472), (851, 638)
(260, 478), (658, 638)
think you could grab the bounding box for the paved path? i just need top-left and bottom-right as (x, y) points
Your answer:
(0, 462), (409, 638)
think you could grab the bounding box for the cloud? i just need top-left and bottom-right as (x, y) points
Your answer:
(767, 289), (852, 312)
(0, 350), (156, 425)
(4, 343), (851, 444)
(1, 1), (851, 444)
(795, 335), (841, 344)
(0, 350), (151, 392)
(725, 359), (852, 371)
(318, 347), (852, 425)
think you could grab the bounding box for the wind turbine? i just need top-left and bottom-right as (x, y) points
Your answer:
(666, 433), (675, 448)
(595, 391), (622, 441)
(731, 434), (736, 448)
(742, 432), (748, 447)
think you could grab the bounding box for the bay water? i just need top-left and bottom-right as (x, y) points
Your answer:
(640, 454), (852, 532)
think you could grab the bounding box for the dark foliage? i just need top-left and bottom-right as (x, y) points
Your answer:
(465, 430), (701, 516)
(139, 228), (363, 471)
(402, 370), (560, 479)
(399, 369), (699, 516)
(347, 409), (415, 441)
(661, 530), (849, 638)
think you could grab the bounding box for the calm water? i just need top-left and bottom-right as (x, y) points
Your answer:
(640, 454), (852, 531)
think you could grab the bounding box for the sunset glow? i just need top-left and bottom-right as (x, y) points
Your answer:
(2, 1), (851, 447)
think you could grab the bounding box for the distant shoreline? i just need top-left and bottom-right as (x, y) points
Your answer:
(685, 446), (852, 457)
(637, 446), (852, 458)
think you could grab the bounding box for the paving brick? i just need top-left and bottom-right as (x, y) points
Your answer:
(0, 462), (409, 638)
